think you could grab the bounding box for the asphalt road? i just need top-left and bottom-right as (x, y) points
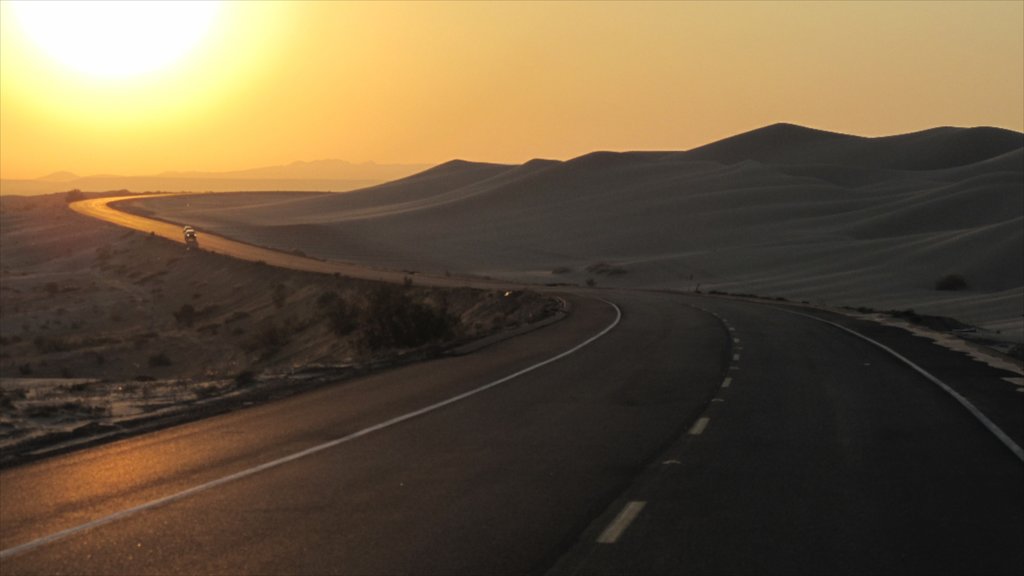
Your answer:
(2, 198), (1019, 574)
(552, 297), (1024, 575)
(1, 291), (729, 574)
(70, 196), (508, 289)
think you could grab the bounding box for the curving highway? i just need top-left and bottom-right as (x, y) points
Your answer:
(1, 197), (1020, 575)
(70, 196), (511, 289)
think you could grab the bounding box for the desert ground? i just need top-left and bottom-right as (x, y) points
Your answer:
(0, 194), (557, 464)
(124, 124), (1024, 342)
(3, 122), (1021, 464)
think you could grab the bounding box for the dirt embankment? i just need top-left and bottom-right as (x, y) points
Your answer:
(0, 193), (561, 465)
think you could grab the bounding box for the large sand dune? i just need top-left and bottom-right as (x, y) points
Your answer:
(129, 124), (1024, 339)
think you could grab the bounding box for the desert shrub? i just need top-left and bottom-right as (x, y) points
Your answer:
(586, 262), (628, 276)
(65, 189), (84, 203)
(18, 363), (32, 375)
(317, 290), (339, 308)
(327, 298), (357, 336)
(0, 393), (16, 410)
(148, 352), (172, 367)
(360, 284), (455, 351)
(245, 322), (290, 359)
(25, 401), (108, 418)
(33, 336), (72, 353)
(95, 246), (113, 262)
(225, 311), (250, 324)
(586, 278), (596, 287)
(935, 274), (968, 291)
(272, 283), (289, 308)
(173, 304), (197, 327)
(234, 370), (256, 386)
(1008, 344), (1023, 361)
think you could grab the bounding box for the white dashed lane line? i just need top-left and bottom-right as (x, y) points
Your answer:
(688, 417), (711, 436)
(597, 501), (647, 544)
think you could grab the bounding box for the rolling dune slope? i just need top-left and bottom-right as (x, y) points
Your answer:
(129, 124), (1024, 338)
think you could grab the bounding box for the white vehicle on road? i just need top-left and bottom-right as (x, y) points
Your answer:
(183, 226), (198, 249)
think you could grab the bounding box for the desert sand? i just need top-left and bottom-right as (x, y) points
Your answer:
(127, 124), (1024, 341)
(0, 194), (556, 463)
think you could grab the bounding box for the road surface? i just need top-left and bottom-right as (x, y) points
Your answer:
(70, 196), (509, 289)
(1, 197), (1020, 575)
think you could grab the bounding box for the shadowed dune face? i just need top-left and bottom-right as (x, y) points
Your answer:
(130, 124), (1024, 338)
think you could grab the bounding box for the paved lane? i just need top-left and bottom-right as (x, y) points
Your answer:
(0, 292), (728, 574)
(553, 297), (1024, 575)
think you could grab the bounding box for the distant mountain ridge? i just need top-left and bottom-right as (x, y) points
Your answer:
(155, 159), (429, 181)
(0, 160), (430, 196)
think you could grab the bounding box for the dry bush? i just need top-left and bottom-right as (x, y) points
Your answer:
(935, 274), (968, 291)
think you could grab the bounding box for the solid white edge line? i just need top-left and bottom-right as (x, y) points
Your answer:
(0, 299), (624, 560)
(596, 501), (646, 544)
(777, 308), (1024, 464)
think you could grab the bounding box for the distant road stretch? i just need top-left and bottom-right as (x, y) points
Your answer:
(70, 195), (508, 289)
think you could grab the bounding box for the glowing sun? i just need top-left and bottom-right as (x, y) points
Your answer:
(12, 0), (221, 78)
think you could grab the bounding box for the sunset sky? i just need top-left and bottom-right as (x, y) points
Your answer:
(1, 0), (1021, 180)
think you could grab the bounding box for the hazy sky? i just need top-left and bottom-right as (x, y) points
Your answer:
(1, 0), (1021, 179)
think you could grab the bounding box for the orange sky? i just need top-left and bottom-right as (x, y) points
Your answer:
(1, 0), (1021, 180)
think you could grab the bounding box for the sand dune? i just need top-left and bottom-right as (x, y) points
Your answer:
(129, 124), (1024, 339)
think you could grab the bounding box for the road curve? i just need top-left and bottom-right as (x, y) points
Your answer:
(554, 296), (1024, 576)
(70, 195), (512, 289)
(0, 291), (729, 575)
(2, 195), (1015, 575)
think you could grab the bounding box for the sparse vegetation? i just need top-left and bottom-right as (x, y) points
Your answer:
(234, 370), (256, 386)
(65, 189), (85, 203)
(586, 262), (627, 276)
(272, 283), (289, 308)
(935, 274), (968, 291)
(33, 336), (73, 353)
(173, 304), (197, 327)
(316, 290), (339, 308)
(327, 297), (357, 336)
(245, 321), (292, 359)
(148, 352), (172, 367)
(0, 192), (559, 464)
(360, 283), (455, 351)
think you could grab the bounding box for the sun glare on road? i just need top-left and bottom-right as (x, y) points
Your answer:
(11, 0), (221, 78)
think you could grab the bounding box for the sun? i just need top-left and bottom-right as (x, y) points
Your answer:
(11, 0), (221, 78)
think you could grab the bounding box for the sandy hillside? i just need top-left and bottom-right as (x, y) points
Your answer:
(0, 194), (556, 461)
(127, 124), (1024, 340)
